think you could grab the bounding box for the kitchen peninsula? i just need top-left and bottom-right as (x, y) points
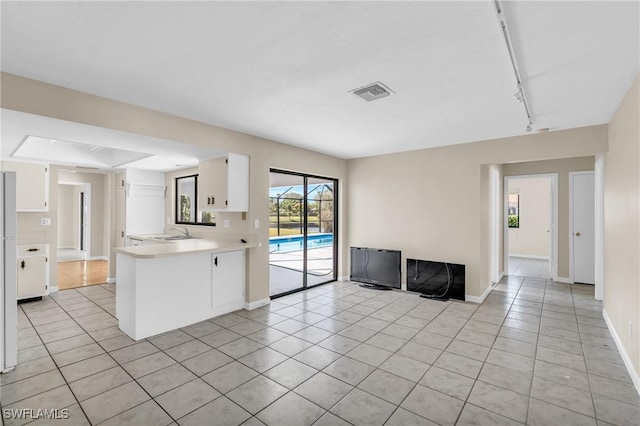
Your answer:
(114, 236), (258, 340)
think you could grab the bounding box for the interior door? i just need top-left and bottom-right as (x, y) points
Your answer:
(572, 172), (595, 284)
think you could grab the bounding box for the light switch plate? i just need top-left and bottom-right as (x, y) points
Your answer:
(224, 219), (230, 228)
(254, 220), (259, 229)
(41, 218), (51, 226)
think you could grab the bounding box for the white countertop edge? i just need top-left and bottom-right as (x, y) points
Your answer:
(114, 239), (259, 259)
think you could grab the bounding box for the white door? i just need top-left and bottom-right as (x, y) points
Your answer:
(572, 172), (595, 284)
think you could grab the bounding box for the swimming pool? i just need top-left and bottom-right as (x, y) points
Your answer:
(269, 233), (334, 253)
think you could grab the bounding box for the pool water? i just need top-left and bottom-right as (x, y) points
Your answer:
(269, 233), (334, 253)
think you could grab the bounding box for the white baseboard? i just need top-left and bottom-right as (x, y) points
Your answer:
(106, 277), (116, 284)
(244, 298), (270, 310)
(602, 308), (640, 396)
(509, 254), (550, 260)
(87, 256), (109, 261)
(58, 246), (79, 250)
(338, 275), (349, 282)
(553, 276), (573, 284)
(49, 286), (59, 293)
(493, 271), (505, 284)
(466, 284), (493, 304)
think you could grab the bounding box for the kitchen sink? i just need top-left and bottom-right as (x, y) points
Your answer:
(152, 235), (200, 241)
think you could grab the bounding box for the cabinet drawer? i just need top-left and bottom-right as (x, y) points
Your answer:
(17, 244), (48, 257)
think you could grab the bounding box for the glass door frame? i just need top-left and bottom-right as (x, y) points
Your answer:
(269, 168), (339, 298)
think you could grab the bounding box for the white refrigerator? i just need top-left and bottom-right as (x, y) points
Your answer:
(1, 171), (18, 373)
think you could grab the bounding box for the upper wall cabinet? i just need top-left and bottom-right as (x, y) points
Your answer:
(198, 153), (249, 212)
(3, 161), (49, 212)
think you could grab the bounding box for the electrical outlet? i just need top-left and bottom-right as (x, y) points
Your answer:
(40, 218), (51, 226)
(224, 219), (230, 228)
(254, 220), (260, 229)
(629, 321), (633, 337)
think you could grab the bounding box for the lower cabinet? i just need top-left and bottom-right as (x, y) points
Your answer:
(211, 250), (245, 311)
(17, 244), (49, 300)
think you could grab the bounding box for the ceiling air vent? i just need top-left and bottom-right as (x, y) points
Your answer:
(350, 82), (393, 102)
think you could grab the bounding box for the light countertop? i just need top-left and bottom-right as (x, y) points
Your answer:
(114, 235), (259, 258)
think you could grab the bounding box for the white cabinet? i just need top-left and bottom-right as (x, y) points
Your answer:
(198, 153), (249, 212)
(116, 248), (247, 340)
(211, 250), (245, 311)
(3, 162), (49, 212)
(17, 244), (49, 300)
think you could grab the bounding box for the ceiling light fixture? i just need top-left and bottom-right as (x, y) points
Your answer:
(494, 0), (534, 132)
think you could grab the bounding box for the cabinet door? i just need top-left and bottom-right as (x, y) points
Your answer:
(3, 162), (49, 211)
(17, 256), (48, 299)
(225, 153), (249, 211)
(198, 157), (227, 209)
(211, 251), (245, 310)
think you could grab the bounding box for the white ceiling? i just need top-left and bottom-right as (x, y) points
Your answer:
(1, 1), (638, 160)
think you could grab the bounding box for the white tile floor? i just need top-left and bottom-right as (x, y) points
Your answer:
(508, 256), (551, 279)
(1, 277), (639, 425)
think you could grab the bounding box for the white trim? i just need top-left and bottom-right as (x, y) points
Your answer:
(87, 256), (109, 261)
(338, 275), (349, 282)
(466, 284), (493, 304)
(49, 286), (59, 293)
(106, 277), (116, 284)
(603, 309), (640, 396)
(504, 174), (558, 281)
(490, 166), (501, 284)
(594, 156), (605, 300)
(509, 254), (550, 260)
(244, 298), (270, 310)
(554, 276), (573, 284)
(569, 171), (596, 284)
(495, 271), (505, 284)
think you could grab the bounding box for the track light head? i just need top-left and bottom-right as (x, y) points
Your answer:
(513, 91), (524, 103)
(526, 124), (532, 132)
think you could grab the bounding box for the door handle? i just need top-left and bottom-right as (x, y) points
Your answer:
(20, 260), (25, 270)
(121, 231), (125, 238)
(214, 256), (218, 267)
(575, 232), (581, 237)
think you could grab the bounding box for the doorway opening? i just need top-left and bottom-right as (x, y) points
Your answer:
(57, 173), (107, 290)
(269, 169), (338, 297)
(504, 174), (558, 280)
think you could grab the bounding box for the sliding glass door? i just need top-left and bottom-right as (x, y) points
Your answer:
(269, 170), (337, 297)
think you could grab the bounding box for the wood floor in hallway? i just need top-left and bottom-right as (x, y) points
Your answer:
(57, 260), (108, 290)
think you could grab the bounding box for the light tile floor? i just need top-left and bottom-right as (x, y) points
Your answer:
(508, 256), (551, 279)
(1, 277), (639, 425)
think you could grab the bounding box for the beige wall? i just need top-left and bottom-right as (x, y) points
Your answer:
(604, 74), (639, 378)
(348, 128), (606, 298)
(503, 156), (595, 278)
(57, 184), (80, 248)
(508, 177), (551, 258)
(1, 73), (348, 304)
(58, 170), (109, 258)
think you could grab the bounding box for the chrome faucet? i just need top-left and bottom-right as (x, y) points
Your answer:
(171, 226), (190, 238)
